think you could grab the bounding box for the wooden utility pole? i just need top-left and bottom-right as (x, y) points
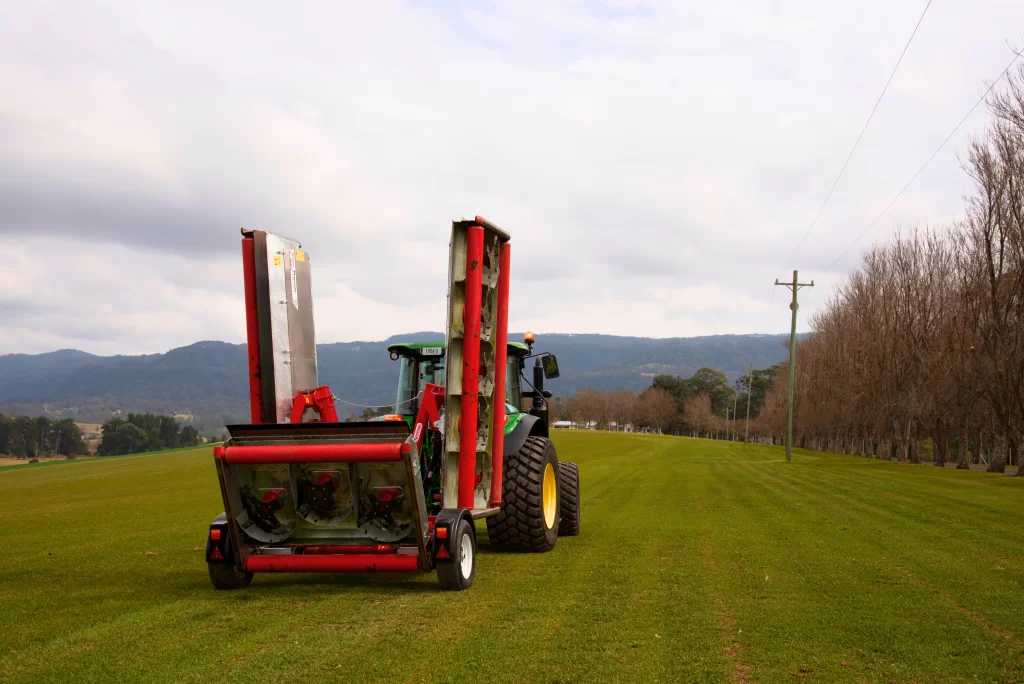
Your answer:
(774, 270), (814, 461)
(732, 392), (738, 441)
(744, 363), (752, 443)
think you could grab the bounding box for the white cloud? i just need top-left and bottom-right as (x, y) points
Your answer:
(1, 0), (1022, 354)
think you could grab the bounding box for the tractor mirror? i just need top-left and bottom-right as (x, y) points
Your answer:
(542, 354), (560, 379)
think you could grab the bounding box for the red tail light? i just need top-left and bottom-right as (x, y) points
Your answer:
(209, 547), (224, 561)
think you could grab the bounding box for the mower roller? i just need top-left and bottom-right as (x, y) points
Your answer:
(205, 217), (581, 591)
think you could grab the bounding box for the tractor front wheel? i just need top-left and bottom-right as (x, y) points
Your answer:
(437, 518), (476, 590)
(487, 436), (559, 552)
(208, 562), (253, 590)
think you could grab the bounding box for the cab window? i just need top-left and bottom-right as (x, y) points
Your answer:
(507, 357), (522, 405)
(395, 357), (418, 416)
(396, 355), (446, 416)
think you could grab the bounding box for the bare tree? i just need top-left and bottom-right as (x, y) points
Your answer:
(635, 388), (678, 434)
(749, 66), (1024, 476)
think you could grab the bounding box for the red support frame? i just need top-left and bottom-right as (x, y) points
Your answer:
(458, 224), (485, 509)
(215, 442), (409, 464)
(241, 235), (264, 424)
(244, 554), (420, 573)
(411, 383), (445, 452)
(289, 385), (339, 423)
(489, 242), (511, 506)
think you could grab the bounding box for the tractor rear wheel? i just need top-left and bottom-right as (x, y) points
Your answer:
(486, 436), (559, 552)
(208, 562), (253, 590)
(558, 461), (581, 536)
(436, 518), (476, 590)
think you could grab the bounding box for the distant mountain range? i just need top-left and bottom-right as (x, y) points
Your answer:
(0, 333), (795, 435)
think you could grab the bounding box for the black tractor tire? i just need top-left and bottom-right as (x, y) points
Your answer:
(486, 436), (559, 552)
(208, 562), (253, 590)
(437, 518), (476, 591)
(558, 461), (581, 536)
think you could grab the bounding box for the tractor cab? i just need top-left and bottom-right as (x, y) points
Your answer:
(386, 343), (447, 421)
(387, 340), (535, 422)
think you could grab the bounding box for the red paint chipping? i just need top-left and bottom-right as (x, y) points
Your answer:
(302, 545), (397, 554)
(241, 235), (264, 423)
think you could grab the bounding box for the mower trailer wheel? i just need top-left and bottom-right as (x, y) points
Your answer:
(487, 436), (559, 552)
(437, 518), (476, 591)
(208, 562), (253, 590)
(558, 461), (581, 536)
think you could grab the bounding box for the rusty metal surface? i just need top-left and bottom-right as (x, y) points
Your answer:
(443, 218), (510, 510)
(220, 429), (428, 554)
(402, 436), (431, 569)
(220, 228), (436, 570)
(254, 231), (319, 423)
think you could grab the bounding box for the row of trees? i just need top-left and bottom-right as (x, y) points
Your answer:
(552, 365), (779, 436)
(98, 413), (200, 456)
(0, 414), (88, 458)
(755, 65), (1024, 474)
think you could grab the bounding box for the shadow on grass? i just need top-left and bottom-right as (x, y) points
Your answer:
(250, 573), (441, 593)
(159, 533), (550, 597)
(168, 565), (444, 595)
(476, 544), (534, 555)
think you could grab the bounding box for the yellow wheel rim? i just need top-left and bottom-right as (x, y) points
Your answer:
(542, 463), (557, 529)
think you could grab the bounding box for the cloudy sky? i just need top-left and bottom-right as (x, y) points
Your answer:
(1, 1), (1022, 355)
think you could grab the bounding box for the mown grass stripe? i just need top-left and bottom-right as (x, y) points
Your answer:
(2, 436), (1023, 682)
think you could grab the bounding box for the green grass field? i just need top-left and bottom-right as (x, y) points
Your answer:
(2, 432), (1023, 683)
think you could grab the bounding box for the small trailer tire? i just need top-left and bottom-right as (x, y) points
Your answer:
(436, 518), (476, 591)
(557, 461), (581, 536)
(208, 563), (253, 590)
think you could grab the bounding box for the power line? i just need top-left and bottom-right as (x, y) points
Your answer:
(774, 271), (814, 461)
(825, 49), (1024, 271)
(787, 0), (933, 265)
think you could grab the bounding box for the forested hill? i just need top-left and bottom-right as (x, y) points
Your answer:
(0, 333), (794, 434)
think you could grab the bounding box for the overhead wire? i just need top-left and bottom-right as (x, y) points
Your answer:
(786, 0), (933, 265)
(331, 392), (421, 410)
(824, 48), (1024, 271)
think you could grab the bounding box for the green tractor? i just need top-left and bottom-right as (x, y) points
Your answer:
(385, 334), (581, 550)
(207, 218), (577, 592)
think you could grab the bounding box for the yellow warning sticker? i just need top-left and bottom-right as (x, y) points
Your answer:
(296, 251), (305, 262)
(273, 255), (282, 267)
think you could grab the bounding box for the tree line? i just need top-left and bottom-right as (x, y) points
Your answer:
(0, 414), (88, 458)
(754, 64), (1024, 474)
(99, 413), (200, 456)
(552, 365), (780, 436)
